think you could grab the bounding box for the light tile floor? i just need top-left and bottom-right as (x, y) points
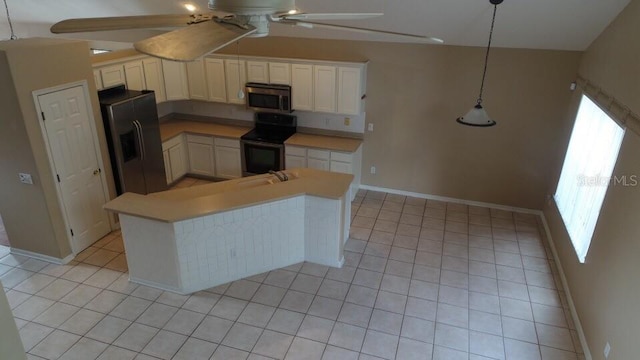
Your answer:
(0, 188), (586, 360)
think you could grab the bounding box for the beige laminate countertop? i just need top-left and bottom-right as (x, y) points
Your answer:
(285, 133), (362, 153)
(104, 168), (353, 223)
(160, 120), (251, 142)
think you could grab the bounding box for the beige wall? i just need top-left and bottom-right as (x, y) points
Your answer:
(543, 1), (640, 359)
(0, 38), (115, 258)
(220, 38), (581, 209)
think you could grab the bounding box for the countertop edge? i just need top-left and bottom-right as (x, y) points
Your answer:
(104, 169), (353, 223)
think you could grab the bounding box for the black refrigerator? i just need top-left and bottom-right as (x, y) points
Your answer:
(99, 85), (167, 195)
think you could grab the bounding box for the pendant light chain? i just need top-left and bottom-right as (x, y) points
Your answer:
(3, 0), (17, 40)
(476, 3), (499, 105)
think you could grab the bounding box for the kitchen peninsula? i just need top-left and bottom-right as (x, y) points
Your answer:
(104, 168), (353, 294)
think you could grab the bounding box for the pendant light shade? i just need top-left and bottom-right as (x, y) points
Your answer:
(456, 0), (503, 127)
(457, 104), (496, 127)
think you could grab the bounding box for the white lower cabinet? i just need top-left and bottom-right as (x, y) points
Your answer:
(285, 143), (362, 200)
(163, 135), (188, 184)
(307, 149), (331, 171)
(187, 134), (215, 177)
(214, 137), (242, 179)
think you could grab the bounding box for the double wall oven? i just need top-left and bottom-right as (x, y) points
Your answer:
(240, 112), (297, 176)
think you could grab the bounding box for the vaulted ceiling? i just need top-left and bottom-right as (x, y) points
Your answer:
(0, 0), (631, 51)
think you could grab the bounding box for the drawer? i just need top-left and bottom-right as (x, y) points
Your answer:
(307, 149), (330, 160)
(186, 134), (214, 145)
(214, 137), (240, 148)
(162, 134), (183, 150)
(330, 151), (353, 163)
(285, 146), (307, 156)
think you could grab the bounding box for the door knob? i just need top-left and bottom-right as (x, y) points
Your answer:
(93, 169), (101, 175)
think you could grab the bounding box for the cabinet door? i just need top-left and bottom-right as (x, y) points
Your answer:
(205, 58), (227, 103)
(307, 158), (330, 171)
(246, 61), (269, 83)
(188, 142), (215, 176)
(93, 70), (103, 90)
(168, 142), (187, 180)
(215, 146), (242, 179)
(100, 65), (126, 88)
(163, 149), (172, 184)
(314, 65), (337, 113)
(143, 58), (166, 103)
(162, 60), (190, 101)
(291, 64), (313, 111)
(330, 161), (353, 174)
(269, 62), (291, 85)
(337, 66), (362, 115)
(124, 60), (146, 91)
(285, 155), (306, 169)
(224, 59), (247, 104)
(186, 58), (208, 101)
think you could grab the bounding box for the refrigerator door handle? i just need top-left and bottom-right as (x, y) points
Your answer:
(133, 120), (146, 160)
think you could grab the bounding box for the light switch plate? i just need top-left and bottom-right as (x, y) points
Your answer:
(19, 173), (33, 185)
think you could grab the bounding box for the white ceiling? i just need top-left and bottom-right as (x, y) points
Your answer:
(0, 0), (631, 51)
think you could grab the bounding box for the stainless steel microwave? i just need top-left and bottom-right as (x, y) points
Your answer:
(245, 83), (292, 113)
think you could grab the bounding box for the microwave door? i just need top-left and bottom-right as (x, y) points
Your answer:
(248, 93), (280, 111)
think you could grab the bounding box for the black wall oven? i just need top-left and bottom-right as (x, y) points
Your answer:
(241, 112), (297, 176)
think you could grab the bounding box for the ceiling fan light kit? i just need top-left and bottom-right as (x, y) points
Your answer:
(456, 0), (503, 127)
(49, 0), (442, 62)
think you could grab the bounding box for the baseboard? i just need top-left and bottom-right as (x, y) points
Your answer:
(539, 214), (592, 359)
(10, 248), (74, 265)
(358, 184), (540, 214)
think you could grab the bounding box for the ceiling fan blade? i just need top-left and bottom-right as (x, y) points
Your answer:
(50, 14), (210, 33)
(280, 13), (383, 21)
(134, 20), (256, 62)
(283, 20), (444, 44)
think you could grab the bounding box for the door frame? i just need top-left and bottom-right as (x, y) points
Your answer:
(32, 80), (114, 254)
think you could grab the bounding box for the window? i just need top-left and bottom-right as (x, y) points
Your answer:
(554, 94), (625, 263)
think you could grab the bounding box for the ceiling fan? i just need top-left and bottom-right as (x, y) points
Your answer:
(50, 0), (443, 62)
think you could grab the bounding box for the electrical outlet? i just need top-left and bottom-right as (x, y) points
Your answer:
(18, 173), (33, 185)
(604, 342), (611, 358)
(368, 123), (374, 132)
(344, 117), (350, 126)
(370, 166), (376, 174)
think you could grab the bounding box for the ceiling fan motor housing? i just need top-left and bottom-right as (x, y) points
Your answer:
(209, 0), (296, 15)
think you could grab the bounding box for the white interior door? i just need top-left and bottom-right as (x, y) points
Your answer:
(38, 85), (110, 253)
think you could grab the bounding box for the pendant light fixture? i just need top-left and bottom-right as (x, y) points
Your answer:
(456, 0), (503, 127)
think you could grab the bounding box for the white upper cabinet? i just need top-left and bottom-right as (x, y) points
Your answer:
(186, 58), (209, 101)
(93, 55), (365, 114)
(291, 64), (313, 111)
(337, 66), (363, 115)
(124, 60), (146, 91)
(313, 65), (337, 113)
(224, 59), (247, 104)
(246, 61), (269, 83)
(205, 58), (227, 103)
(162, 60), (190, 101)
(142, 57), (166, 103)
(100, 65), (126, 88)
(268, 62), (291, 85)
